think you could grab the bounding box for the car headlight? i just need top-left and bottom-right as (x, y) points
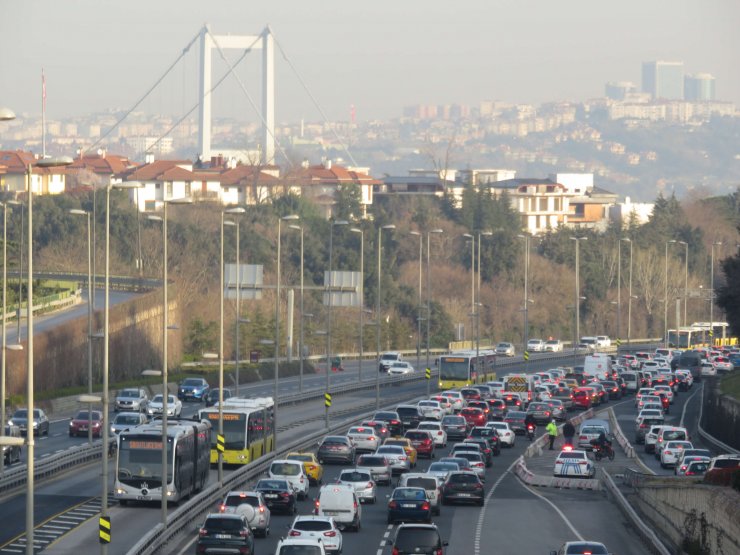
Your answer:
(7, 420), (13, 426)
(69, 422), (74, 427)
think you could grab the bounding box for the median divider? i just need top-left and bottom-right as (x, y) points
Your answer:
(606, 406), (655, 475)
(513, 455), (601, 491)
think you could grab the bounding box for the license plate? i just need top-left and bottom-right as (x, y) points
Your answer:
(323, 510), (338, 516)
(265, 494), (278, 498)
(137, 495), (151, 500)
(215, 534), (230, 539)
(457, 493), (471, 497)
(402, 503), (416, 508)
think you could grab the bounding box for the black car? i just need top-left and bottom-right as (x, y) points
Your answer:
(600, 381), (622, 400)
(396, 405), (422, 431)
(205, 388), (233, 407)
(388, 523), (448, 555)
(254, 478), (297, 514)
(441, 415), (467, 441)
(374, 411), (403, 436)
(467, 427), (501, 455)
(441, 471), (484, 506)
(488, 399), (507, 421)
(504, 410), (527, 435)
(196, 513), (255, 555)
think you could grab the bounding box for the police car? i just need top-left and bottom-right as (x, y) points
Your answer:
(553, 447), (595, 478)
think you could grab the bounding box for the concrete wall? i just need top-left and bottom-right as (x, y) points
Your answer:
(702, 376), (740, 450)
(628, 477), (740, 554)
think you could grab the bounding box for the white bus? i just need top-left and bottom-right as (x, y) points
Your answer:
(114, 419), (211, 505)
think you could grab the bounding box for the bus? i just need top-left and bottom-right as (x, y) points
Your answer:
(114, 419), (211, 505)
(667, 322), (735, 349)
(198, 396), (275, 465)
(438, 350), (497, 390)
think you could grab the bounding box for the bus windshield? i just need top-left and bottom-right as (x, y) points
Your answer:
(439, 357), (470, 380)
(117, 437), (172, 482)
(201, 412), (248, 449)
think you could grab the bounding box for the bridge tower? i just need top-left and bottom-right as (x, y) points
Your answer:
(198, 25), (275, 165)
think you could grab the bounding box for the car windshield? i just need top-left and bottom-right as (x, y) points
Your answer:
(406, 432), (429, 440)
(405, 477), (437, 490)
(287, 454), (313, 462)
(392, 488), (426, 500)
(448, 473), (477, 483)
(115, 414), (141, 425)
(375, 412), (397, 421)
(393, 528), (441, 550)
(377, 446), (403, 455)
(75, 411), (100, 420)
(292, 520), (332, 532)
(183, 379), (203, 386)
(397, 408), (419, 416)
(278, 546), (322, 555)
(429, 463), (458, 472)
(119, 390), (139, 398)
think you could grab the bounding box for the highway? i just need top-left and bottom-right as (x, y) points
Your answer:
(0, 349), (682, 554)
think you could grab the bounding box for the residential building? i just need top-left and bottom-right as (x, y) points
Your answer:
(567, 187), (619, 232)
(0, 150), (68, 195)
(642, 61), (685, 100)
(488, 178), (570, 235)
(609, 197), (655, 228)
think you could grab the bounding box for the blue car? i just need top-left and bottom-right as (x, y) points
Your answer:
(177, 377), (210, 402)
(387, 487), (432, 525)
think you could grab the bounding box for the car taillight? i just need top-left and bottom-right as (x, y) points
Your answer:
(391, 420), (400, 425)
(474, 482), (483, 489)
(665, 450), (672, 455)
(239, 530), (248, 537)
(399, 456), (407, 461)
(324, 531), (337, 537)
(219, 504), (226, 512)
(280, 492), (291, 498)
(421, 502), (430, 510)
(393, 548), (400, 555)
(289, 530), (301, 536)
(578, 461), (588, 465)
(199, 528), (207, 537)
(314, 499), (320, 509)
(259, 506), (265, 513)
(367, 482), (374, 488)
(388, 500), (397, 509)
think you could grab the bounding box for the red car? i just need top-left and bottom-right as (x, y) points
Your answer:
(459, 407), (486, 428)
(69, 410), (104, 437)
(404, 429), (435, 459)
(466, 400), (491, 420)
(572, 389), (592, 410)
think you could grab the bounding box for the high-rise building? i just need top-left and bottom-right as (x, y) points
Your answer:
(605, 81), (636, 101)
(684, 73), (716, 101)
(642, 61), (685, 100)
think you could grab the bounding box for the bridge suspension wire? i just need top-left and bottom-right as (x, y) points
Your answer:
(207, 30), (293, 168)
(271, 31), (358, 168)
(83, 29), (202, 157)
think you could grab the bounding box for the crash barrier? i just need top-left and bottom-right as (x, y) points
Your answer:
(606, 407), (636, 459)
(601, 471), (671, 555)
(523, 407), (594, 459)
(513, 455), (601, 491)
(126, 395), (427, 555)
(698, 381), (740, 455)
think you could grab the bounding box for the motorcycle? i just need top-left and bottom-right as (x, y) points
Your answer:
(526, 424), (536, 441)
(591, 440), (615, 461)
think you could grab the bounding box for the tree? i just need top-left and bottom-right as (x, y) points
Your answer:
(185, 317), (217, 358)
(716, 247), (740, 337)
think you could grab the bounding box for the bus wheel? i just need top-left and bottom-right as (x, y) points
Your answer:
(119, 499), (128, 506)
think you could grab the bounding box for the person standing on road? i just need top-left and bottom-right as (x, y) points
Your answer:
(562, 420), (576, 447)
(546, 419), (558, 450)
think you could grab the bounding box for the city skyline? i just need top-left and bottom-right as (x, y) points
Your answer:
(1, 1), (738, 124)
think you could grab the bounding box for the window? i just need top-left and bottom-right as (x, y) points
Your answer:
(185, 182), (191, 196)
(166, 183), (173, 196)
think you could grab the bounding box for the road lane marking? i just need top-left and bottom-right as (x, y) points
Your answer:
(680, 384), (702, 429)
(515, 477), (584, 541)
(376, 523), (393, 555)
(474, 458), (518, 555)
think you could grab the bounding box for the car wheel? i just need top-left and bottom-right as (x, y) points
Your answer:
(387, 516), (393, 525)
(477, 498), (484, 507)
(119, 499), (128, 506)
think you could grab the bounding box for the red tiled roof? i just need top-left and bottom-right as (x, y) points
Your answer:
(125, 160), (194, 181)
(69, 152), (137, 175)
(293, 164), (381, 186)
(220, 165), (279, 186)
(0, 150), (62, 174)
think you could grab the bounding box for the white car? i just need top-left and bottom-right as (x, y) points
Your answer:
(429, 395), (454, 414)
(495, 342), (515, 357)
(417, 421), (448, 447)
(337, 468), (377, 504)
(712, 356), (733, 373)
(275, 538), (326, 555)
(486, 421), (515, 447)
(527, 339), (546, 352)
(553, 449), (595, 478)
(417, 400), (444, 421)
(268, 460), (310, 500)
(544, 339), (563, 352)
(439, 391), (465, 412)
(146, 394), (182, 417)
(486, 381), (506, 398)
(387, 361), (415, 375)
(375, 445), (411, 474)
(287, 516), (341, 555)
(595, 336), (612, 348)
(700, 362), (717, 376)
(346, 426), (380, 452)
(652, 385), (674, 404)
(660, 440), (694, 468)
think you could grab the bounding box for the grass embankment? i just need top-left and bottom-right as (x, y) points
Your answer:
(720, 371), (740, 399)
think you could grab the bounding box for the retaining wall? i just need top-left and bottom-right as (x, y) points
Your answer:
(702, 375), (740, 451)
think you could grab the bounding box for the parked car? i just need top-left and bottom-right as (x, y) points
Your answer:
(9, 408), (49, 436)
(69, 410), (104, 438)
(177, 377), (210, 402)
(114, 388), (149, 412)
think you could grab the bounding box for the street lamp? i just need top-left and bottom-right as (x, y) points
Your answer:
(326, 219), (347, 427)
(376, 224), (395, 410)
(710, 241), (723, 346)
(288, 224), (305, 391)
(621, 238), (633, 347)
(570, 237), (587, 360)
(350, 228), (364, 384)
(25, 155), (73, 555)
(476, 232), (493, 365)
(425, 229), (443, 389)
(410, 231), (423, 367)
(678, 241), (688, 327)
(518, 234), (530, 362)
(664, 240), (675, 347)
(70, 209), (94, 445)
(462, 234), (474, 343)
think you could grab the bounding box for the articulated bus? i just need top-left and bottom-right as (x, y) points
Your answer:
(667, 322), (736, 349)
(198, 397), (275, 465)
(438, 350), (497, 390)
(114, 419), (211, 505)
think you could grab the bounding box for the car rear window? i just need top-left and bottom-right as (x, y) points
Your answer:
(271, 462), (301, 476)
(224, 495), (258, 508)
(581, 426), (605, 435)
(405, 477), (436, 490)
(397, 407), (420, 416)
(293, 520), (332, 531)
(204, 516), (243, 531)
(565, 544), (608, 554)
(358, 456), (386, 466)
(442, 417), (465, 425)
(393, 528), (441, 550)
(341, 471), (371, 481)
(663, 430), (687, 441)
(559, 451), (586, 460)
(278, 546), (322, 555)
(406, 431), (429, 440)
(449, 473), (478, 483)
(712, 458), (740, 469)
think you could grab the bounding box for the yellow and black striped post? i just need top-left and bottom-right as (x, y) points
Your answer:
(324, 393), (332, 407)
(616, 338), (622, 348)
(99, 515), (111, 544)
(425, 368), (431, 380)
(523, 351), (530, 361)
(216, 434), (225, 454)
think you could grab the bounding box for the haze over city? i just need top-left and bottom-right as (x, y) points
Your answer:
(2, 0), (738, 122)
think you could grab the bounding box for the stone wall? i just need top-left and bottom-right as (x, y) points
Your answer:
(702, 376), (740, 450)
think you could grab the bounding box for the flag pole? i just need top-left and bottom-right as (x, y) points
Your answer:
(41, 69), (46, 158)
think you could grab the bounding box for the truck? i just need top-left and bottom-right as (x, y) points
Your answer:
(503, 373), (534, 402)
(583, 353), (612, 381)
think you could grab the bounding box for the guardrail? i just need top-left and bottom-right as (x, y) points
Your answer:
(606, 407), (636, 459)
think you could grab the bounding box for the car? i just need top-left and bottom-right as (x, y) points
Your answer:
(643, 425), (665, 454)
(398, 473), (443, 516)
(114, 388), (149, 412)
(388, 523), (448, 555)
(375, 445), (411, 474)
(440, 415), (468, 440)
(336, 468), (377, 504)
(599, 380), (622, 400)
(438, 391), (465, 412)
(396, 405), (423, 430)
(461, 438), (494, 466)
(551, 387), (575, 411)
(553, 448), (595, 478)
(274, 538), (326, 555)
(487, 421), (516, 447)
(526, 402), (555, 425)
(438, 456), (473, 473)
(205, 388), (233, 407)
(653, 384), (674, 404)
(346, 426), (380, 453)
(487, 399), (507, 420)
(355, 454), (392, 486)
(595, 336), (611, 348)
(486, 381), (506, 397)
(373, 411), (403, 436)
(2, 425), (21, 464)
(177, 377), (210, 402)
(219, 490), (271, 537)
(466, 400), (493, 420)
(286, 452), (324, 486)
(196, 513), (254, 555)
(110, 411), (148, 435)
(441, 470), (484, 506)
(675, 452), (712, 476)
(545, 339), (564, 352)
(387, 487), (432, 524)
(145, 393), (182, 417)
(287, 516), (343, 555)
(471, 384), (495, 399)
(416, 400), (444, 421)
(388, 361), (416, 376)
(317, 436), (355, 465)
(360, 420), (391, 441)
(315, 483), (361, 531)
(383, 438), (418, 467)
(417, 421), (447, 447)
(706, 454), (740, 472)
(9, 408), (49, 436)
(69, 410), (104, 438)
(427, 461), (460, 481)
(379, 351), (403, 372)
(712, 356), (733, 373)
(700, 361), (717, 376)
(459, 407), (486, 428)
(550, 541), (611, 554)
(428, 395), (454, 414)
(503, 410), (527, 435)
(654, 426), (690, 458)
(683, 460), (710, 477)
(467, 427), (501, 455)
(527, 338), (546, 352)
(495, 342), (515, 357)
(660, 440), (694, 468)
(459, 387), (482, 402)
(450, 450), (486, 479)
(634, 416), (664, 445)
(589, 383), (607, 404)
(269, 459), (310, 500)
(254, 478), (298, 514)
(404, 429), (435, 459)
(571, 389), (592, 410)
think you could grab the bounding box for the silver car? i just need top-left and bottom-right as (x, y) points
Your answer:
(114, 388), (149, 412)
(337, 468), (377, 503)
(8, 408), (49, 436)
(375, 445), (411, 474)
(110, 412), (148, 434)
(356, 454), (392, 486)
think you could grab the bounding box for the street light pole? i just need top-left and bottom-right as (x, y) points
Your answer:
(570, 237), (587, 360)
(234, 220), (241, 395)
(617, 238), (621, 347)
(476, 231), (492, 367)
(518, 234), (530, 363)
(425, 229), (443, 390)
(278, 215), (298, 433)
(326, 219), (347, 427)
(350, 228), (364, 384)
(376, 224), (395, 410)
(710, 241), (722, 346)
(288, 224), (305, 391)
(664, 241), (673, 347)
(623, 239), (633, 346)
(462, 234), (474, 344)
(680, 241), (688, 327)
(410, 231), (422, 368)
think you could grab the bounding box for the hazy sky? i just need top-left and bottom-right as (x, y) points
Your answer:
(1, 1), (738, 124)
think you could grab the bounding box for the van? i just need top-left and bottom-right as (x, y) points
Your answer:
(620, 371), (639, 392)
(315, 483), (361, 531)
(398, 473), (442, 515)
(579, 337), (598, 350)
(269, 460), (310, 500)
(584, 353), (612, 381)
